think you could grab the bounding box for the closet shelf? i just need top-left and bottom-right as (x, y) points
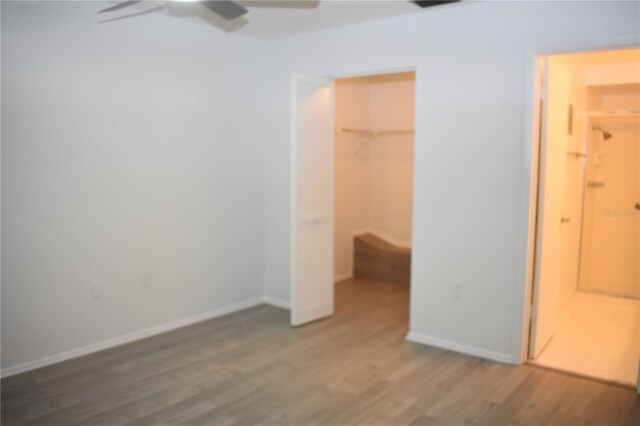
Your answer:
(335, 127), (414, 137)
(587, 109), (640, 118)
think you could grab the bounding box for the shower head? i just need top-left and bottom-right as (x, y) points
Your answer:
(593, 126), (612, 141)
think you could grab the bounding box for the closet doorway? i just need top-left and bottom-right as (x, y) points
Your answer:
(290, 71), (416, 329)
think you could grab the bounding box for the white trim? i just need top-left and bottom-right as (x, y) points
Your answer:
(289, 74), (300, 327)
(262, 295), (291, 310)
(513, 49), (542, 365)
(406, 331), (513, 364)
(0, 297), (263, 379)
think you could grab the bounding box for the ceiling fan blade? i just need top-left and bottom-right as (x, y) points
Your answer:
(98, 0), (145, 13)
(240, 1), (319, 9)
(412, 0), (460, 7)
(201, 0), (248, 20)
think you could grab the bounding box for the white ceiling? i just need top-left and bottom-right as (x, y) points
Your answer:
(98, 0), (456, 40)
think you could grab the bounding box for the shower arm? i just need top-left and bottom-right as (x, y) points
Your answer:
(592, 125), (612, 140)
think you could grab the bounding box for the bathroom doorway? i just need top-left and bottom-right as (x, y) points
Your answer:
(528, 48), (640, 387)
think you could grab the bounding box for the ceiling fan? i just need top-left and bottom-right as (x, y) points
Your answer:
(99, 1), (250, 20)
(99, 0), (461, 21)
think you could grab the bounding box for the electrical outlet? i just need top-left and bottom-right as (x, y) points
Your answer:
(91, 279), (103, 299)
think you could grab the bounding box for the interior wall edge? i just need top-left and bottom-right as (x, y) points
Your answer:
(0, 297), (265, 378)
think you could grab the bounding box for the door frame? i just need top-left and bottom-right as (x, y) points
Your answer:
(290, 66), (418, 327)
(514, 37), (640, 365)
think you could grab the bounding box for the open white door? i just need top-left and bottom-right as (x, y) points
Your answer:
(529, 58), (571, 358)
(291, 74), (334, 326)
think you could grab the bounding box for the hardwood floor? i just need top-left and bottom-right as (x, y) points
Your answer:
(2, 279), (639, 425)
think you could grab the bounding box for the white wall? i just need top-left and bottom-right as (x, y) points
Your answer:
(333, 74), (414, 280)
(557, 56), (588, 311)
(1, 1), (267, 373)
(3, 0), (638, 375)
(580, 117), (639, 297)
(368, 76), (415, 247)
(585, 62), (640, 86)
(580, 81), (640, 298)
(334, 80), (371, 280)
(555, 51), (640, 308)
(261, 1), (640, 362)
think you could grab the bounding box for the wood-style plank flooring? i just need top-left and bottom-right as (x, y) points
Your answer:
(2, 279), (639, 425)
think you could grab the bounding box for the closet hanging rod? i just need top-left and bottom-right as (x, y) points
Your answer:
(335, 127), (414, 136)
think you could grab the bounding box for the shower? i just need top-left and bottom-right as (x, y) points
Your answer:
(580, 117), (639, 301)
(593, 125), (612, 140)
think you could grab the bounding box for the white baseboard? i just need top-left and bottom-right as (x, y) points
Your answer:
(406, 331), (513, 364)
(334, 272), (353, 282)
(262, 295), (291, 310)
(1, 297), (264, 379)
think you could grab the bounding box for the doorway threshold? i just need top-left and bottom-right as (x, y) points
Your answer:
(526, 361), (636, 390)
